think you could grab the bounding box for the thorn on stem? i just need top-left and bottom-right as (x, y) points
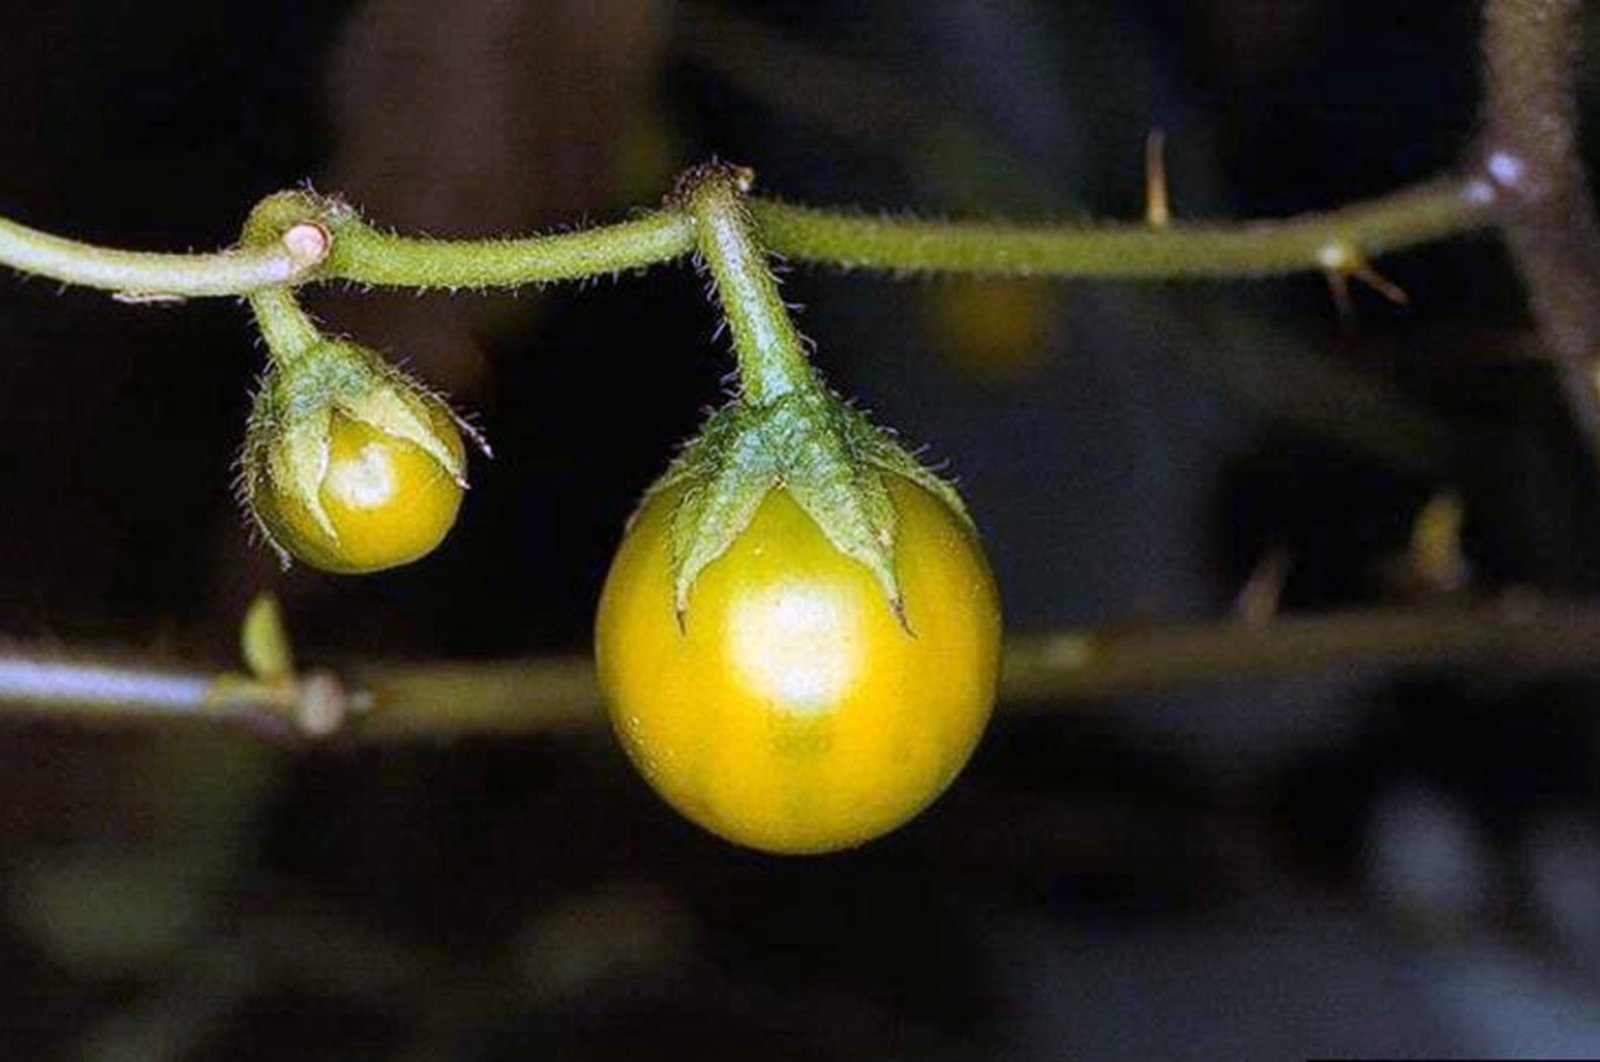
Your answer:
(1350, 260), (1410, 306)
(1319, 241), (1408, 330)
(1145, 129), (1171, 228)
(1324, 269), (1356, 333)
(1406, 492), (1470, 595)
(1234, 548), (1291, 627)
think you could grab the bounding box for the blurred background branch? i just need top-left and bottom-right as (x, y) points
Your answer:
(6, 593), (1600, 740)
(1481, 0), (1600, 468)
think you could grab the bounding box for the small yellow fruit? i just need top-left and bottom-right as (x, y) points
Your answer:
(596, 475), (1001, 854)
(254, 409), (465, 574)
(242, 340), (473, 574)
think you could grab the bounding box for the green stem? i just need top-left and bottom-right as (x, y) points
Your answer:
(325, 208), (696, 288)
(0, 213), (317, 297)
(0, 176), (1494, 298)
(246, 287), (323, 365)
(751, 177), (1495, 277)
(680, 163), (817, 405)
(242, 188), (698, 292)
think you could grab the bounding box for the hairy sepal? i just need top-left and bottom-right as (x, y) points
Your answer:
(657, 385), (968, 627)
(241, 338), (472, 561)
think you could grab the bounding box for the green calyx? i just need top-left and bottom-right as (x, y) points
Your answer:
(661, 162), (969, 626)
(240, 338), (471, 562)
(650, 379), (970, 626)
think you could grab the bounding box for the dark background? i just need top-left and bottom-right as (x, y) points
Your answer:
(2, 1), (1599, 1058)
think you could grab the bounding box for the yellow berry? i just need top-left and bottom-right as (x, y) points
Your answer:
(255, 409), (465, 574)
(242, 340), (473, 574)
(596, 476), (1001, 854)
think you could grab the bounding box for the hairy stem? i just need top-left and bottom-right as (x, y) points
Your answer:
(0, 214), (322, 297)
(247, 287), (323, 364)
(679, 163), (818, 405)
(752, 178), (1494, 277)
(0, 173), (1496, 298)
(325, 206), (697, 289)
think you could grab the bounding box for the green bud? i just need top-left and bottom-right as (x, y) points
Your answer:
(240, 339), (479, 574)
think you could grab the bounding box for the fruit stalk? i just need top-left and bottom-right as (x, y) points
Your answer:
(678, 162), (819, 406)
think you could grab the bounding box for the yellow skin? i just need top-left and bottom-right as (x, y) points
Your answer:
(258, 411), (465, 574)
(596, 475), (1002, 854)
